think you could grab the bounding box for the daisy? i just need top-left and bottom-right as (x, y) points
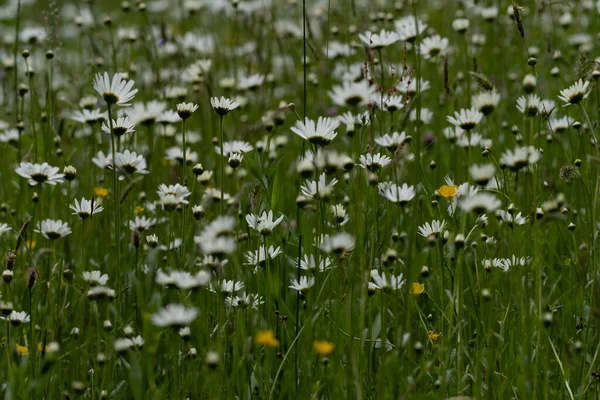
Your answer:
(71, 109), (106, 124)
(216, 279), (245, 295)
(195, 217), (237, 257)
(15, 162), (65, 186)
(539, 99), (556, 117)
(176, 102), (199, 120)
(358, 29), (400, 49)
(126, 101), (167, 126)
(558, 79), (591, 106)
(396, 78), (430, 96)
(35, 219), (72, 240)
(375, 131), (407, 152)
(165, 147), (199, 166)
(420, 35), (449, 59)
(329, 80), (377, 107)
(82, 270), (109, 286)
(226, 293), (265, 310)
(368, 269), (406, 292)
(128, 216), (158, 232)
(157, 184), (191, 205)
(114, 150), (149, 175)
(395, 16), (427, 42)
(244, 245), (283, 267)
(0, 129), (19, 144)
(469, 164), (496, 186)
(0, 223), (12, 236)
(410, 108), (434, 125)
(497, 210), (529, 227)
(86, 286), (116, 300)
(237, 73), (265, 91)
(151, 304), (198, 328)
(549, 116), (575, 134)
(3, 311), (30, 326)
(291, 117), (339, 146)
(157, 110), (182, 124)
(289, 276), (315, 294)
(481, 6), (499, 21)
(516, 94), (541, 116)
(446, 108), (483, 131)
(418, 220), (446, 239)
(70, 198), (104, 220)
(92, 151), (113, 169)
(101, 116), (135, 137)
(245, 210), (284, 235)
(471, 90), (501, 116)
(228, 153), (244, 168)
(459, 192), (501, 214)
(501, 146), (541, 171)
(299, 254), (333, 272)
(318, 233), (355, 254)
(359, 153), (392, 172)
(378, 182), (416, 205)
(443, 126), (465, 143)
(92, 72), (138, 106)
(210, 96), (239, 116)
(325, 41), (355, 59)
(301, 173), (338, 200)
(215, 140), (253, 156)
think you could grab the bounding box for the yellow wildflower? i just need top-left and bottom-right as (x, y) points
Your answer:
(93, 187), (109, 197)
(16, 344), (28, 356)
(427, 331), (441, 343)
(133, 206), (145, 216)
(255, 330), (280, 347)
(313, 340), (335, 356)
(438, 185), (458, 199)
(410, 282), (425, 295)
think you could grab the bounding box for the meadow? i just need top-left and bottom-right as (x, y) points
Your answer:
(0, 0), (600, 398)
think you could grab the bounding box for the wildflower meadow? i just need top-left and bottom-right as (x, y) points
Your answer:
(2, 0), (600, 398)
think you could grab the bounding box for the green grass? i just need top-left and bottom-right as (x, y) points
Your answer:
(1, 0), (600, 399)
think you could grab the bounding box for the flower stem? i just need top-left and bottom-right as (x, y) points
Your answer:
(107, 105), (121, 272)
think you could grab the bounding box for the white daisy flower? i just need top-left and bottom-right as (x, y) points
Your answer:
(82, 270), (109, 286)
(471, 90), (501, 116)
(329, 80), (377, 107)
(289, 276), (315, 294)
(318, 232), (355, 254)
(375, 131), (407, 152)
(92, 72), (138, 106)
(69, 198), (104, 220)
(378, 182), (416, 205)
(459, 192), (501, 214)
(114, 150), (149, 176)
(418, 220), (447, 238)
(101, 116), (135, 137)
(15, 162), (65, 186)
(420, 35), (449, 59)
(300, 173), (338, 200)
(359, 153), (392, 171)
(558, 79), (591, 106)
(35, 219), (72, 240)
(245, 210), (284, 235)
(358, 29), (401, 49)
(210, 96), (240, 116)
(446, 108), (483, 131)
(176, 102), (199, 119)
(368, 269), (406, 292)
(291, 117), (340, 146)
(151, 304), (199, 328)
(516, 94), (541, 116)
